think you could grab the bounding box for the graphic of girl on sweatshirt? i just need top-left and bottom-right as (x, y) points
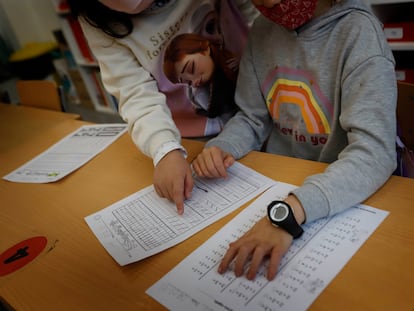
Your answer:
(163, 33), (238, 120)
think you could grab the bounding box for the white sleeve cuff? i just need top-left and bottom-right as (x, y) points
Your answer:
(153, 141), (187, 166)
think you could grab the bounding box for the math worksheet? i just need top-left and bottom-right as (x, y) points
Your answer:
(147, 182), (389, 311)
(85, 162), (276, 266)
(3, 124), (127, 183)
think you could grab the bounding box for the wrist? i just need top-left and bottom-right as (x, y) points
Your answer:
(156, 148), (186, 167)
(267, 199), (304, 239)
(284, 194), (306, 225)
(153, 141), (187, 166)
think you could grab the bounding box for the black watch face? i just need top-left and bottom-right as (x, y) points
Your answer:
(269, 203), (289, 222)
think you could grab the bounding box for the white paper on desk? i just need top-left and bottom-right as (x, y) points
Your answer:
(3, 124), (127, 183)
(85, 162), (276, 265)
(147, 182), (389, 311)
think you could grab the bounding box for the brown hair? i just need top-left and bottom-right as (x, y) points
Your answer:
(163, 33), (211, 84)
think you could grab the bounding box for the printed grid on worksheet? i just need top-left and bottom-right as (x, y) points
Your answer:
(111, 168), (269, 251)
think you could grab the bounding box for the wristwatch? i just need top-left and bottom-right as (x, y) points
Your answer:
(267, 200), (304, 239)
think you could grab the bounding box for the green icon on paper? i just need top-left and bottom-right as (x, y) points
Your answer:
(47, 172), (60, 177)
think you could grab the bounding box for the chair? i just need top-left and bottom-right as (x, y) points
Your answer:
(16, 80), (63, 111)
(395, 81), (414, 178)
(397, 81), (414, 151)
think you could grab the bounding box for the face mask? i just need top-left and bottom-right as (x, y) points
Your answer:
(98, 0), (154, 14)
(255, 0), (318, 30)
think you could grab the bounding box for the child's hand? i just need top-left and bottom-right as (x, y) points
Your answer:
(192, 146), (235, 178)
(153, 149), (193, 215)
(218, 216), (293, 281)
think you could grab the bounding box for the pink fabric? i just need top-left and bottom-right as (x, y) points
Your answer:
(98, 0), (153, 14)
(255, 0), (317, 29)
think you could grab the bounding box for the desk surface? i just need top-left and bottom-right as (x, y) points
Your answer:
(0, 107), (413, 311)
(0, 103), (80, 152)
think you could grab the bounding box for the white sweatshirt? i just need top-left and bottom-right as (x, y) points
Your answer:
(79, 0), (258, 165)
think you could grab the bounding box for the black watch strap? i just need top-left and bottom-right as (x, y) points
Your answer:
(267, 200), (304, 239)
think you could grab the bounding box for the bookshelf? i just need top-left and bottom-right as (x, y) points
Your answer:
(371, 0), (414, 84)
(52, 0), (118, 114)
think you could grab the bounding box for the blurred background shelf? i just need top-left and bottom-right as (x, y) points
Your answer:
(371, 0), (414, 84)
(0, 0), (122, 123)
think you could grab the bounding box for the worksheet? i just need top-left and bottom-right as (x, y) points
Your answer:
(3, 124), (127, 183)
(147, 183), (389, 311)
(85, 162), (276, 266)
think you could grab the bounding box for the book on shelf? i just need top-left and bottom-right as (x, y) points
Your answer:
(53, 0), (96, 64)
(396, 68), (414, 84)
(86, 69), (118, 113)
(384, 22), (414, 42)
(94, 70), (118, 111)
(66, 16), (96, 64)
(53, 0), (119, 113)
(52, 0), (70, 13)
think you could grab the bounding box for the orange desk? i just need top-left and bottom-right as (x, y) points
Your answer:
(0, 106), (413, 311)
(0, 103), (80, 152)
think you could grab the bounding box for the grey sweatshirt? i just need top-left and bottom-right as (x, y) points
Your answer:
(206, 0), (397, 223)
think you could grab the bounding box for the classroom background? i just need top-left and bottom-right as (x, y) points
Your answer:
(0, 0), (123, 123)
(1, 1), (414, 310)
(0, 0), (413, 160)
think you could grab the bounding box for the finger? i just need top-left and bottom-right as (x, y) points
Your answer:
(223, 154), (235, 169)
(192, 154), (210, 177)
(211, 152), (228, 178)
(267, 247), (284, 281)
(191, 159), (204, 177)
(172, 181), (185, 215)
(246, 246), (267, 280)
(201, 151), (221, 178)
(233, 245), (252, 277)
(214, 150), (233, 177)
(184, 168), (193, 200)
(174, 195), (184, 215)
(218, 243), (238, 274)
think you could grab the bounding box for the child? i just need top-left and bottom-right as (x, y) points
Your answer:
(192, 0), (397, 280)
(67, 0), (258, 214)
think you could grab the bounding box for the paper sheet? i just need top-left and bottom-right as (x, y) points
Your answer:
(84, 162), (276, 265)
(3, 124), (127, 183)
(147, 182), (389, 311)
